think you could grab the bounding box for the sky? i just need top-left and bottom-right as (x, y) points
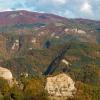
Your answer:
(0, 0), (100, 20)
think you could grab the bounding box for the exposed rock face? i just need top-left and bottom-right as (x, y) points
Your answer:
(45, 73), (76, 99)
(64, 28), (86, 34)
(0, 67), (13, 85)
(62, 59), (70, 66)
(11, 39), (19, 51)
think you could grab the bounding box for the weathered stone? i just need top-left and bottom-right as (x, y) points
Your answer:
(0, 67), (13, 85)
(45, 73), (76, 99)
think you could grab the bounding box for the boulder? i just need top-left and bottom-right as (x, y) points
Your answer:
(45, 73), (76, 99)
(0, 67), (13, 85)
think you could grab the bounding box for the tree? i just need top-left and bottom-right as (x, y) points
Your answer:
(44, 40), (51, 49)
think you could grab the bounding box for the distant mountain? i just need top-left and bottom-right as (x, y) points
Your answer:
(0, 10), (100, 27)
(0, 10), (69, 26)
(0, 10), (100, 44)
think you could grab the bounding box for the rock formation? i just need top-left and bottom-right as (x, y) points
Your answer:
(0, 67), (13, 85)
(45, 73), (76, 99)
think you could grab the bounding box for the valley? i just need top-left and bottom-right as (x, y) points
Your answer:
(0, 10), (100, 100)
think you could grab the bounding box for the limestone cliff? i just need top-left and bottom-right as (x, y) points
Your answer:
(45, 73), (76, 99)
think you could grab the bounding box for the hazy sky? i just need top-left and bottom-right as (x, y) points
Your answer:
(0, 0), (100, 20)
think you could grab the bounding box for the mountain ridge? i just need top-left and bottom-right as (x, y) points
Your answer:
(0, 10), (68, 26)
(0, 10), (100, 26)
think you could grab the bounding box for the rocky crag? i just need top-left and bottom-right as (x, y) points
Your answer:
(45, 73), (76, 100)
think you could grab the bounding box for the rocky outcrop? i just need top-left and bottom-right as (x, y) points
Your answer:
(62, 59), (70, 66)
(11, 39), (19, 51)
(0, 67), (13, 85)
(45, 73), (76, 99)
(64, 28), (86, 34)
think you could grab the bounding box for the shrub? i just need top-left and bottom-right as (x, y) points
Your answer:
(23, 77), (49, 100)
(0, 78), (10, 95)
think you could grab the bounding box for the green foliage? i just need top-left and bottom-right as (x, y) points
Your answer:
(0, 78), (10, 95)
(0, 77), (49, 100)
(79, 64), (100, 85)
(3, 86), (24, 100)
(23, 77), (49, 100)
(71, 82), (100, 100)
(0, 35), (100, 100)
